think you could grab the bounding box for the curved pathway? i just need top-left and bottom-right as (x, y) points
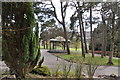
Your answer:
(0, 49), (119, 77)
(41, 49), (120, 77)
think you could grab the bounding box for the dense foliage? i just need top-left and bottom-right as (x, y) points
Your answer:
(91, 22), (120, 57)
(2, 2), (44, 78)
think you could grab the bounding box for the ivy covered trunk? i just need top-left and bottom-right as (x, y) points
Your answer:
(2, 2), (44, 79)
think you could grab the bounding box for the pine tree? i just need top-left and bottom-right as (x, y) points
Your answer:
(2, 2), (44, 79)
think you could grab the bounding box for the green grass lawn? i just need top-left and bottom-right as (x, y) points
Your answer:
(40, 46), (82, 52)
(53, 53), (120, 66)
(40, 46), (44, 49)
(56, 47), (81, 52)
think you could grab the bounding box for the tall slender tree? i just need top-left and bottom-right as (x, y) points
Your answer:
(77, 2), (85, 58)
(51, 2), (70, 55)
(69, 2), (88, 57)
(80, 9), (88, 53)
(99, 2), (119, 64)
(100, 3), (107, 58)
(90, 3), (95, 58)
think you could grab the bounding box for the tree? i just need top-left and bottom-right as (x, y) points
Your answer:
(81, 12), (88, 54)
(89, 3), (95, 58)
(83, 2), (100, 57)
(78, 2), (88, 54)
(2, 2), (44, 79)
(51, 2), (70, 55)
(72, 40), (80, 51)
(71, 2), (99, 57)
(100, 3), (110, 58)
(107, 2), (119, 65)
(99, 2), (119, 64)
(69, 2), (89, 58)
(40, 19), (57, 49)
(77, 2), (85, 58)
(33, 2), (70, 52)
(33, 2), (56, 49)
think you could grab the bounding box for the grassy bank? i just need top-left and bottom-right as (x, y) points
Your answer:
(53, 53), (120, 66)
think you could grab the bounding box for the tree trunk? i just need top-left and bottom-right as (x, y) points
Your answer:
(61, 2), (70, 55)
(62, 24), (70, 55)
(90, 4), (94, 58)
(101, 29), (105, 58)
(51, 2), (70, 55)
(107, 42), (114, 65)
(80, 13), (88, 53)
(49, 42), (51, 50)
(75, 47), (77, 51)
(107, 11), (115, 65)
(77, 2), (85, 58)
(43, 41), (45, 49)
(15, 70), (26, 79)
(46, 41), (48, 49)
(104, 29), (107, 56)
(101, 15), (107, 58)
(63, 42), (66, 50)
(53, 42), (55, 49)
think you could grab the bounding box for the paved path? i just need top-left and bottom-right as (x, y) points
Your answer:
(0, 49), (119, 77)
(41, 49), (120, 77)
(41, 49), (76, 72)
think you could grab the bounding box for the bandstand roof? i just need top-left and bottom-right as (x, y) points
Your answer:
(50, 36), (70, 42)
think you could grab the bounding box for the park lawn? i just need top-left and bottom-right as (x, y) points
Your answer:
(40, 46), (44, 49)
(56, 47), (82, 52)
(40, 46), (82, 52)
(54, 53), (120, 66)
(70, 48), (81, 52)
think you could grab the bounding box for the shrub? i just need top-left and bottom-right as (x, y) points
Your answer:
(74, 59), (84, 78)
(52, 71), (63, 78)
(114, 52), (120, 58)
(62, 61), (73, 78)
(86, 59), (98, 78)
(52, 65), (62, 77)
(31, 66), (51, 76)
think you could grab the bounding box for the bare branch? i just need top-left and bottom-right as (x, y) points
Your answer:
(60, 2), (65, 20)
(51, 2), (62, 24)
(63, 2), (68, 12)
(70, 1), (78, 9)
